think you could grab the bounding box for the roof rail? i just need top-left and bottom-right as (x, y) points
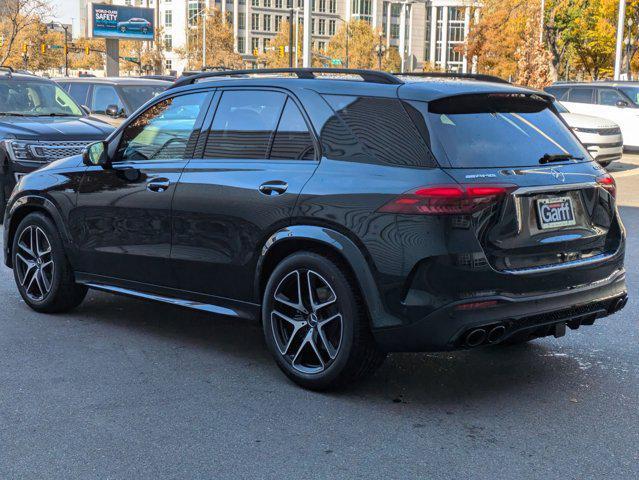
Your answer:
(172, 68), (403, 89)
(0, 66), (14, 75)
(394, 71), (511, 85)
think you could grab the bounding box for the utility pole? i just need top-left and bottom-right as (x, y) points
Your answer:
(202, 10), (207, 69)
(614, 0), (627, 80)
(302, 0), (311, 67)
(375, 34), (385, 70)
(289, 9), (294, 68)
(294, 8), (300, 68)
(345, 23), (349, 68)
(63, 24), (69, 77)
(540, 0), (545, 44)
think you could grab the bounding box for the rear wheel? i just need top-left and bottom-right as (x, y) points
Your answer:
(12, 212), (87, 313)
(262, 251), (386, 390)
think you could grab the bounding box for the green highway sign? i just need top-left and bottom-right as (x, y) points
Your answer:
(331, 58), (342, 65)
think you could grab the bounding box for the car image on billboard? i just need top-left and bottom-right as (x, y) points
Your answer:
(91, 3), (154, 40)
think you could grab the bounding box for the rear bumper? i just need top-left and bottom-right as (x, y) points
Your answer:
(373, 268), (627, 352)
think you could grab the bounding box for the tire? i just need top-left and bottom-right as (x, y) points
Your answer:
(0, 186), (5, 226)
(11, 212), (87, 313)
(262, 251), (386, 391)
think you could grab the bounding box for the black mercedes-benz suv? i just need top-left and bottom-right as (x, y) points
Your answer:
(3, 69), (627, 390)
(0, 69), (115, 216)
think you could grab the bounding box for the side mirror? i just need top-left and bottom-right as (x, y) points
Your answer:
(80, 105), (91, 116)
(105, 104), (123, 118)
(82, 141), (109, 167)
(616, 100), (629, 108)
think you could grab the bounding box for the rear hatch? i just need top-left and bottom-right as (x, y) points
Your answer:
(411, 91), (622, 276)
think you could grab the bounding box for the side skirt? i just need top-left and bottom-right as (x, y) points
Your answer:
(75, 272), (261, 321)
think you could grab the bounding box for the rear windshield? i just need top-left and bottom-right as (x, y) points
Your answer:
(419, 93), (588, 168)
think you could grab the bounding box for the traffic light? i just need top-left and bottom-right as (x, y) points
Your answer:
(22, 43), (27, 54)
(85, 45), (90, 55)
(278, 46), (285, 58)
(40, 43), (46, 54)
(253, 48), (259, 56)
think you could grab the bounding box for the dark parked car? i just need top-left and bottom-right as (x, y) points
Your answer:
(0, 69), (114, 218)
(55, 77), (170, 127)
(3, 69), (627, 390)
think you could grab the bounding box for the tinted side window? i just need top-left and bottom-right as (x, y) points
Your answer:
(323, 95), (434, 167)
(117, 92), (210, 162)
(544, 86), (568, 100)
(204, 90), (286, 159)
(598, 88), (626, 106)
(567, 88), (594, 104)
(91, 84), (124, 114)
(68, 83), (90, 106)
(270, 99), (315, 160)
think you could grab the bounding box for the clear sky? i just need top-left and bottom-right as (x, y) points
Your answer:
(50, 0), (80, 33)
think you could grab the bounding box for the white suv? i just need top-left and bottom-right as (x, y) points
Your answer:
(554, 101), (623, 167)
(545, 82), (639, 150)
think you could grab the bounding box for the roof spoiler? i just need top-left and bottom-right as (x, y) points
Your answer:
(394, 71), (511, 85)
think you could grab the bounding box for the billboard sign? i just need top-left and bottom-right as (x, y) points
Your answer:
(91, 3), (154, 41)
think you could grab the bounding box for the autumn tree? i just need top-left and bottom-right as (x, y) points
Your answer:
(120, 27), (167, 75)
(69, 37), (104, 71)
(326, 20), (392, 70)
(0, 0), (49, 67)
(466, 0), (536, 81)
(564, 0), (616, 79)
(258, 20), (305, 67)
(515, 11), (553, 88)
(177, 7), (243, 70)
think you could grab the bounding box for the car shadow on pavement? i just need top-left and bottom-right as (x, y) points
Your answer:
(62, 288), (591, 406)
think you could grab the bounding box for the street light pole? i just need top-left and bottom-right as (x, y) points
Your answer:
(375, 34), (386, 70)
(63, 24), (69, 77)
(614, 0), (627, 80)
(289, 9), (294, 68)
(345, 23), (349, 68)
(540, 0), (545, 44)
(302, 0), (311, 67)
(202, 10), (209, 69)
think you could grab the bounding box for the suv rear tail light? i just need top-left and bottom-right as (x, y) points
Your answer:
(596, 174), (616, 198)
(378, 184), (517, 215)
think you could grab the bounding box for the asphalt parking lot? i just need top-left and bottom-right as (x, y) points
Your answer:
(0, 159), (637, 479)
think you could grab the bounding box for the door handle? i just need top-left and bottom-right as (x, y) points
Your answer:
(259, 181), (288, 196)
(147, 178), (171, 192)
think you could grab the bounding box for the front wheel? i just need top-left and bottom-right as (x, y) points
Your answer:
(12, 212), (87, 313)
(262, 251), (386, 390)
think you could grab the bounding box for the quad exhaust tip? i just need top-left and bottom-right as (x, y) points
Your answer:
(465, 325), (507, 347)
(465, 328), (487, 347)
(487, 325), (506, 344)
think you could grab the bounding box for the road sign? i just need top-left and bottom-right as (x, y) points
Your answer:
(331, 58), (342, 66)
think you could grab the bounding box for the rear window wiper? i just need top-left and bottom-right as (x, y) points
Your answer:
(539, 153), (584, 164)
